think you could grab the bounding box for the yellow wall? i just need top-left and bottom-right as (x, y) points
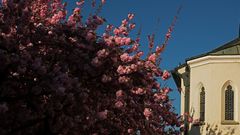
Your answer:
(178, 67), (186, 116)
(181, 55), (240, 135)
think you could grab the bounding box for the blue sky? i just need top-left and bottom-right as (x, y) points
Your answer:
(67, 0), (240, 114)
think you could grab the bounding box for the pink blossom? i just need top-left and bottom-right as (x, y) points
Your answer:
(117, 65), (124, 74)
(113, 28), (120, 35)
(165, 28), (172, 40)
(67, 15), (76, 26)
(188, 117), (193, 123)
(136, 51), (143, 58)
(162, 87), (170, 94)
(143, 108), (152, 120)
(27, 42), (33, 47)
(101, 0), (106, 4)
(124, 37), (131, 45)
(106, 24), (113, 32)
(128, 128), (134, 133)
(128, 13), (134, 20)
(117, 65), (132, 75)
(129, 43), (139, 52)
(115, 101), (124, 108)
(86, 31), (96, 41)
(137, 61), (144, 66)
(98, 109), (108, 120)
(153, 93), (161, 101)
(49, 10), (66, 24)
(12, 72), (19, 76)
(135, 37), (140, 43)
(103, 36), (114, 46)
(114, 36), (122, 45)
(73, 7), (81, 14)
(118, 26), (127, 34)
(120, 53), (133, 62)
(118, 76), (130, 83)
(129, 23), (136, 29)
(120, 38), (125, 45)
(2, 0), (7, 6)
(162, 70), (171, 80)
(130, 64), (137, 72)
(48, 31), (53, 35)
(91, 57), (101, 67)
(166, 33), (171, 40)
(102, 33), (109, 38)
(115, 37), (132, 45)
(148, 53), (157, 63)
(116, 90), (124, 98)
(40, 8), (47, 18)
(122, 19), (128, 26)
(76, 1), (84, 6)
(97, 49), (109, 58)
(156, 45), (165, 54)
(154, 93), (167, 101)
(161, 95), (167, 101)
(144, 60), (156, 69)
(69, 37), (77, 43)
(101, 74), (112, 83)
(135, 87), (145, 95)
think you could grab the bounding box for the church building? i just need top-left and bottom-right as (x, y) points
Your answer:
(172, 37), (240, 135)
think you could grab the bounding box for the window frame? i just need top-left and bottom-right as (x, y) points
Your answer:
(200, 87), (205, 122)
(221, 82), (239, 125)
(225, 85), (234, 120)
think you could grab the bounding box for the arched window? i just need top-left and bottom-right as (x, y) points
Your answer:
(200, 87), (205, 122)
(225, 85), (234, 120)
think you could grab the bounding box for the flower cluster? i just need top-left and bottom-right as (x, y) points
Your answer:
(117, 64), (138, 75)
(0, 0), (182, 135)
(120, 53), (134, 62)
(102, 13), (136, 47)
(162, 70), (171, 80)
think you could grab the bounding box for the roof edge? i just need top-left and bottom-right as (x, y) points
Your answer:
(186, 37), (240, 61)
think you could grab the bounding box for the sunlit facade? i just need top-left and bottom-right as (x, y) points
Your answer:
(172, 37), (240, 135)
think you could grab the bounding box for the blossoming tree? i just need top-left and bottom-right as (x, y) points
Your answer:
(0, 0), (183, 134)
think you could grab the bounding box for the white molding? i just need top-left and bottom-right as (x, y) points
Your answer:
(187, 55), (240, 68)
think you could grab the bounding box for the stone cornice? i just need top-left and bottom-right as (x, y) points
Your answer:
(187, 55), (240, 68)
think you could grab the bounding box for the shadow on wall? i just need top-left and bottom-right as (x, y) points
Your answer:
(189, 123), (235, 135)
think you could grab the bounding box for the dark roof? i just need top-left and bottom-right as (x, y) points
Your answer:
(186, 37), (240, 61)
(171, 37), (240, 93)
(172, 63), (187, 71)
(171, 71), (181, 92)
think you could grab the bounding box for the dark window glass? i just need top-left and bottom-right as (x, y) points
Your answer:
(225, 85), (234, 120)
(200, 87), (205, 122)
